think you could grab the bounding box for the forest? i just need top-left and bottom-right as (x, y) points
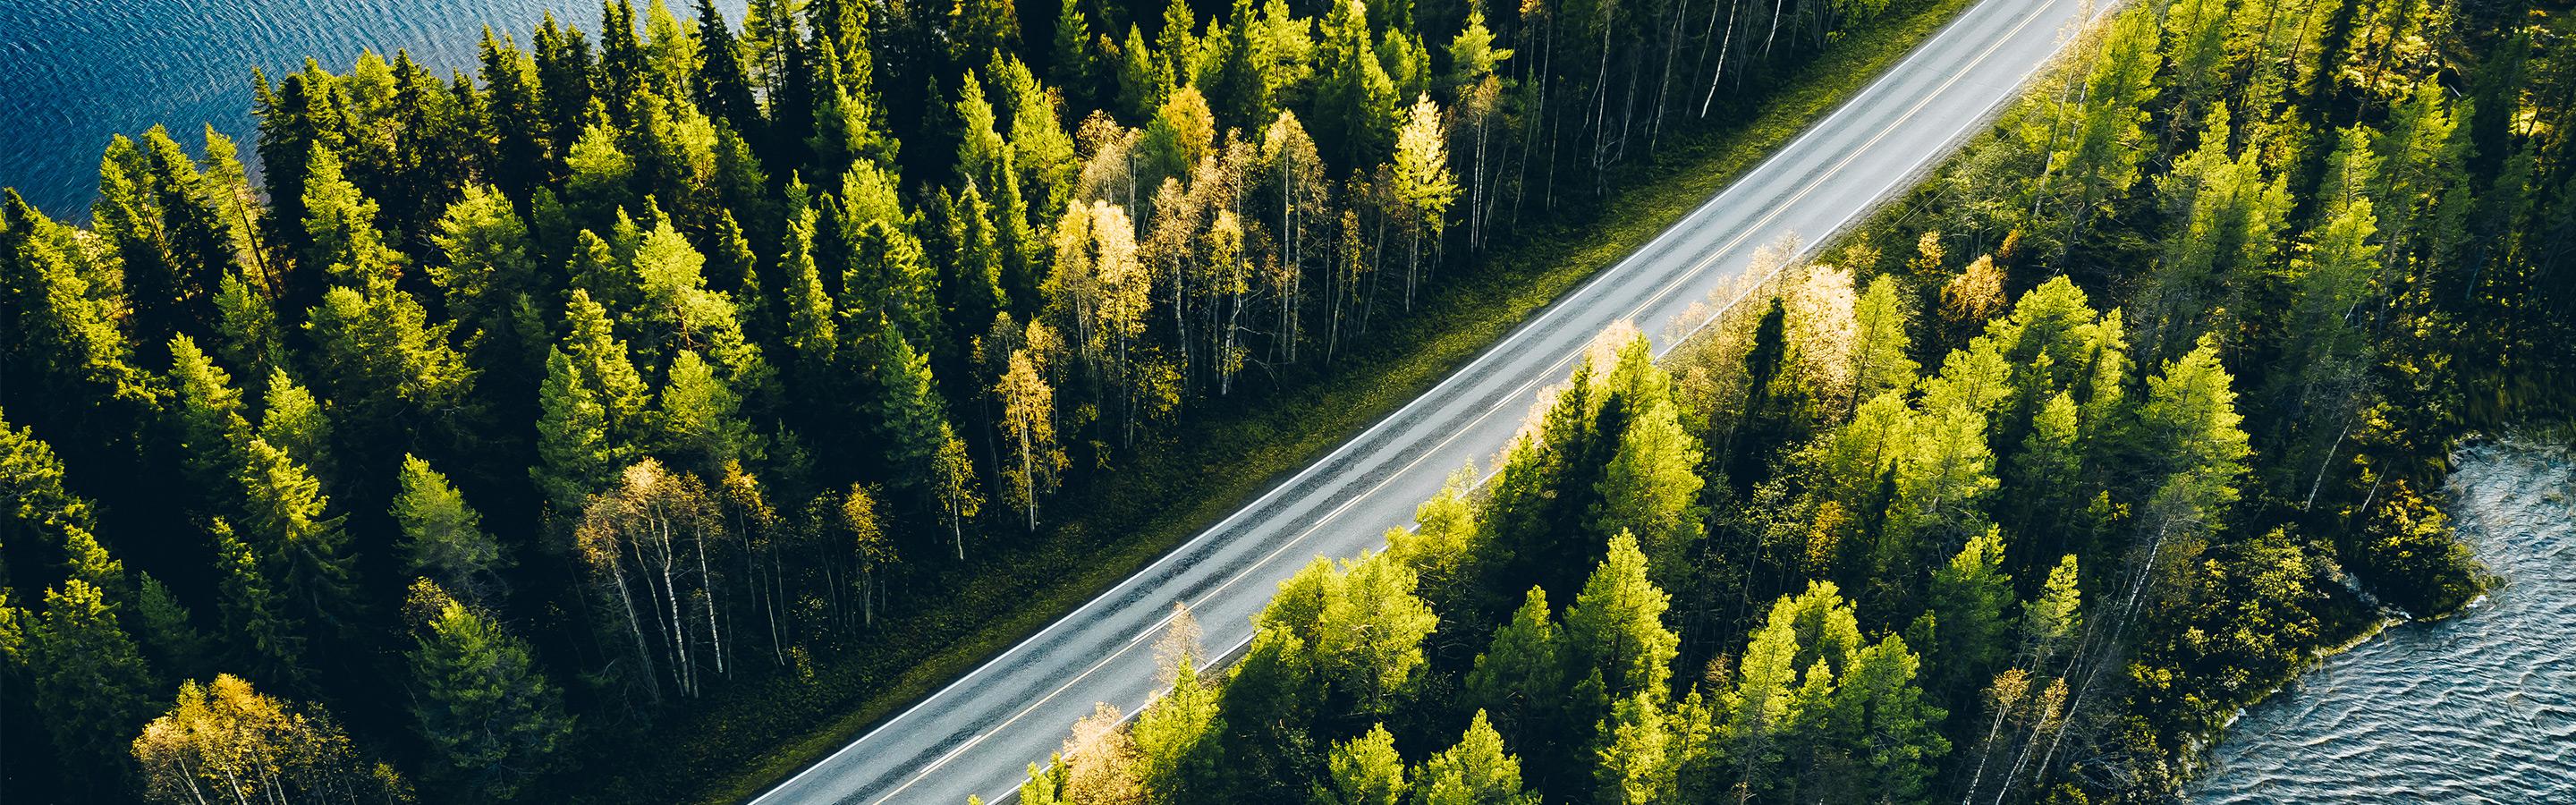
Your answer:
(1008, 0), (2576, 801)
(0, 0), (1944, 796)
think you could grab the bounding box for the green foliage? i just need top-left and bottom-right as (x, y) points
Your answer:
(1132, 661), (1224, 801)
(9, 0), (2561, 797)
(534, 348), (622, 518)
(394, 456), (508, 603)
(211, 518), (303, 682)
(1464, 587), (1561, 740)
(298, 145), (402, 288)
(133, 574), (212, 682)
(302, 283), (479, 448)
(655, 350), (760, 470)
(1562, 534), (1680, 704)
(234, 436), (355, 634)
(1925, 527), (2013, 697)
(165, 335), (253, 494)
(257, 369), (334, 479)
(2349, 481), (2480, 616)
(403, 580), (572, 801)
(1319, 724), (1406, 805)
(22, 579), (157, 774)
(2023, 554), (2081, 656)
(1594, 357), (1706, 592)
(1311, 0), (1397, 167)
(1413, 711), (1536, 805)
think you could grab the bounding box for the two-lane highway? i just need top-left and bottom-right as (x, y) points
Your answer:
(752, 0), (2103, 799)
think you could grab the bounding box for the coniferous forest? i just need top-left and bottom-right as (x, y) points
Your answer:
(1013, 0), (2576, 802)
(0, 0), (1952, 798)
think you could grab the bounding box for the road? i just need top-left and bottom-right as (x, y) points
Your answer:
(751, 0), (2100, 800)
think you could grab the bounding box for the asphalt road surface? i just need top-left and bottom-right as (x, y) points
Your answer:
(751, 0), (2103, 800)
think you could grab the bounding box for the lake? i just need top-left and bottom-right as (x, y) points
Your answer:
(0, 0), (745, 218)
(2190, 439), (2576, 803)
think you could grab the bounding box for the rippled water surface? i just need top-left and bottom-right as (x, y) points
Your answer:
(0, 0), (745, 217)
(2191, 441), (2576, 803)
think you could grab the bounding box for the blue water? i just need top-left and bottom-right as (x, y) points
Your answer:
(0, 0), (745, 218)
(2191, 440), (2576, 803)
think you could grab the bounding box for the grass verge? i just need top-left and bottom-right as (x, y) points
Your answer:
(560, 0), (1980, 801)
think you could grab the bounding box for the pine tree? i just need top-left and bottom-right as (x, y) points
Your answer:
(842, 217), (941, 352)
(1845, 276), (1918, 413)
(2134, 337), (2250, 539)
(562, 289), (655, 444)
(2023, 554), (2081, 658)
(209, 517), (303, 681)
(142, 128), (234, 343)
(693, 0), (763, 138)
(1201, 0), (1274, 131)
(212, 272), (289, 388)
(869, 324), (950, 500)
(1131, 658), (1223, 801)
(256, 369), (334, 482)
(24, 578), (157, 775)
(403, 580), (572, 801)
(1563, 534), (1680, 706)
(1594, 393), (1704, 593)
(937, 184), (1011, 352)
(0, 407), (102, 563)
(165, 334), (255, 496)
(1466, 586), (1563, 739)
(534, 348), (623, 519)
(656, 350), (761, 470)
(1276, 552), (1438, 716)
(1312, 0), (1399, 167)
(299, 145), (403, 289)
(1927, 526), (2014, 698)
(395, 455), (509, 603)
(806, 38), (897, 181)
(1050, 0), (1097, 106)
(479, 30), (551, 198)
(627, 0), (692, 92)
(0, 194), (160, 455)
(1828, 634), (1947, 800)
(133, 573), (212, 683)
(2036, 6), (2161, 250)
(1413, 711), (1537, 805)
(1321, 724), (1407, 805)
(1595, 692), (1681, 804)
(1117, 26), (1167, 123)
(235, 436), (355, 634)
(428, 183), (536, 336)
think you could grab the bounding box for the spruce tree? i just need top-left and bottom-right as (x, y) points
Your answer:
(1413, 711), (1536, 805)
(1926, 526), (2014, 698)
(1321, 724), (1406, 805)
(1464, 587), (1562, 742)
(133, 573), (212, 684)
(1562, 534), (1679, 704)
(869, 323), (950, 498)
(656, 350), (761, 470)
(534, 348), (621, 519)
(394, 455), (509, 603)
(165, 335), (254, 496)
(404, 580), (572, 801)
(234, 436), (355, 633)
(25, 579), (157, 776)
(693, 0), (764, 138)
(1311, 0), (1397, 168)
